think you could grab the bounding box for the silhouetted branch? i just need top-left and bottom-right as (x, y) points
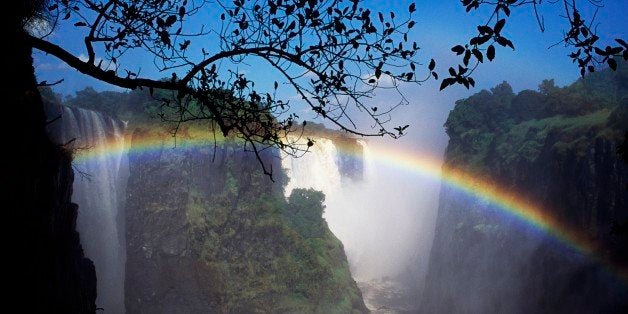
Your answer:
(441, 0), (626, 90)
(37, 78), (64, 86)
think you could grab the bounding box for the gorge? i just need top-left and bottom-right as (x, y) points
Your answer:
(42, 63), (628, 313)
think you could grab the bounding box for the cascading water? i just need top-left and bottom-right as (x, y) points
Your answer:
(282, 136), (441, 311)
(283, 138), (343, 198)
(49, 105), (129, 314)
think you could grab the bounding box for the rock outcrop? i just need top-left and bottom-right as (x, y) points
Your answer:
(124, 125), (367, 313)
(421, 67), (628, 313)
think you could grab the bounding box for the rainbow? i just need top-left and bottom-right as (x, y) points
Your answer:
(71, 129), (229, 164)
(71, 131), (628, 282)
(358, 141), (628, 283)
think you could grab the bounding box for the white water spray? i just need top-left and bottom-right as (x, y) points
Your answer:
(54, 106), (129, 314)
(282, 137), (440, 285)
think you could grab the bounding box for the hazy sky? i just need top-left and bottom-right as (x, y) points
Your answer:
(33, 0), (628, 149)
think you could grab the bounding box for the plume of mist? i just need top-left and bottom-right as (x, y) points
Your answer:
(282, 134), (446, 300)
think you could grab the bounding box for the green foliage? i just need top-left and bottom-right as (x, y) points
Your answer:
(511, 89), (548, 121)
(62, 85), (178, 123)
(608, 97), (628, 129)
(141, 141), (365, 312)
(284, 189), (327, 239)
(445, 63), (627, 174)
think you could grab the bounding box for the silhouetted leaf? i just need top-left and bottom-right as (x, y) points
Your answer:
(494, 19), (506, 34)
(428, 59), (435, 71)
(451, 45), (465, 55)
(608, 46), (623, 55)
(477, 25), (493, 35)
(440, 78), (454, 90)
(470, 35), (491, 46)
(503, 6), (510, 16)
(472, 49), (483, 63)
(165, 15), (177, 27)
(495, 36), (514, 49)
(487, 44), (495, 61)
(179, 40), (190, 50)
(458, 65), (467, 75)
(463, 50), (471, 65)
(608, 58), (617, 70)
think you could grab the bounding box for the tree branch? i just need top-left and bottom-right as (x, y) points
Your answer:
(29, 34), (180, 91)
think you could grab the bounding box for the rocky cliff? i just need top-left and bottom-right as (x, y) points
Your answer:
(21, 90), (99, 313)
(124, 125), (367, 313)
(6, 12), (94, 312)
(421, 66), (628, 313)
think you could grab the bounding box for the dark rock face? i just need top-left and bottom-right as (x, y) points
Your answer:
(421, 71), (628, 313)
(4, 20), (96, 312)
(125, 127), (367, 313)
(337, 151), (363, 180)
(335, 139), (364, 181)
(49, 150), (99, 313)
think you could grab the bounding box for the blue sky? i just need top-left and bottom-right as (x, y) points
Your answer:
(34, 1), (627, 93)
(33, 0), (628, 153)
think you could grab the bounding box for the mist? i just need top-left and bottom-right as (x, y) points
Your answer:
(283, 137), (443, 281)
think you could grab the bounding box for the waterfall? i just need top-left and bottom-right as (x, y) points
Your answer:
(50, 106), (129, 314)
(282, 138), (343, 198)
(282, 137), (438, 284)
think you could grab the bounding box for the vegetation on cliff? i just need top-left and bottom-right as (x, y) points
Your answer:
(41, 85), (368, 312)
(422, 64), (628, 313)
(124, 125), (367, 313)
(445, 63), (627, 176)
(442, 62), (628, 272)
